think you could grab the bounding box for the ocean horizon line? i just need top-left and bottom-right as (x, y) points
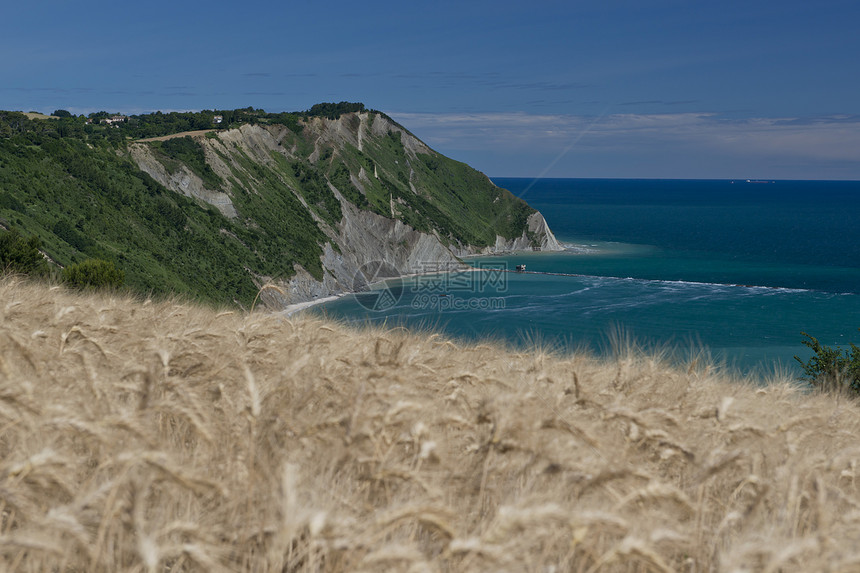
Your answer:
(491, 175), (860, 183)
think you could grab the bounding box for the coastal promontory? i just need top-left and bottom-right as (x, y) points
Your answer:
(0, 103), (561, 307)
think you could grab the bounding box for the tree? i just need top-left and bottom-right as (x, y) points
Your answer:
(53, 109), (72, 118)
(53, 219), (92, 252)
(62, 258), (125, 289)
(0, 228), (48, 275)
(304, 102), (365, 119)
(89, 111), (111, 122)
(795, 331), (860, 394)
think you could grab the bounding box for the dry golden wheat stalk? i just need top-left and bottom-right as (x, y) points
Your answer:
(0, 275), (859, 571)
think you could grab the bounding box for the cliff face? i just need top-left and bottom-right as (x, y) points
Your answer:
(128, 112), (562, 306)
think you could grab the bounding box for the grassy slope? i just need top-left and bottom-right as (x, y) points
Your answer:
(0, 135), (316, 306)
(1, 276), (858, 572)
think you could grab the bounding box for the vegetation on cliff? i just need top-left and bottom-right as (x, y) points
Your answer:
(0, 104), (541, 307)
(0, 135), (276, 305)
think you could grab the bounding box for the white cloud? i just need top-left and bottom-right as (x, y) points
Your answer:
(386, 110), (860, 178)
(700, 117), (860, 161)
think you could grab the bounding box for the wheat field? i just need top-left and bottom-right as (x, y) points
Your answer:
(1, 276), (859, 572)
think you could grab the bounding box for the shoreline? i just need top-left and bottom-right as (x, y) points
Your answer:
(281, 294), (344, 316)
(278, 264), (482, 317)
(280, 248), (560, 317)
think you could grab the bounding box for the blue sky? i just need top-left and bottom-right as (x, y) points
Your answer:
(4, 0), (860, 179)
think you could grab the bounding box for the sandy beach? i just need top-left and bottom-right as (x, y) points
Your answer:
(281, 294), (343, 316)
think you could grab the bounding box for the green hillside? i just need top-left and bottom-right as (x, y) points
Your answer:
(0, 104), (538, 307)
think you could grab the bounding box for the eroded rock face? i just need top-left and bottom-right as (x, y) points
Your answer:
(257, 199), (468, 307)
(128, 116), (562, 308)
(264, 204), (562, 307)
(128, 143), (238, 218)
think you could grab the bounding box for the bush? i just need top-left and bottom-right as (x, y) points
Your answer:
(795, 331), (860, 394)
(62, 259), (125, 289)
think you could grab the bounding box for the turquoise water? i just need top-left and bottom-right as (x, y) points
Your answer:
(315, 178), (860, 376)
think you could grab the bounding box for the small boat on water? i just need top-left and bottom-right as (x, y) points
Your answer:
(515, 264), (526, 272)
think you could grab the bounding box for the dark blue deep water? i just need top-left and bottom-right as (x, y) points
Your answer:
(315, 178), (860, 377)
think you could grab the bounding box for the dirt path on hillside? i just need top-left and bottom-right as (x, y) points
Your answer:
(136, 130), (217, 142)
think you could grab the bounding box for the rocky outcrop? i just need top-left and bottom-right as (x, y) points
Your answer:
(450, 211), (562, 256)
(526, 211), (563, 251)
(128, 144), (238, 218)
(261, 198), (563, 306)
(257, 199), (468, 307)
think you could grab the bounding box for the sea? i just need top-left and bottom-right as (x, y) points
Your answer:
(312, 178), (860, 378)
